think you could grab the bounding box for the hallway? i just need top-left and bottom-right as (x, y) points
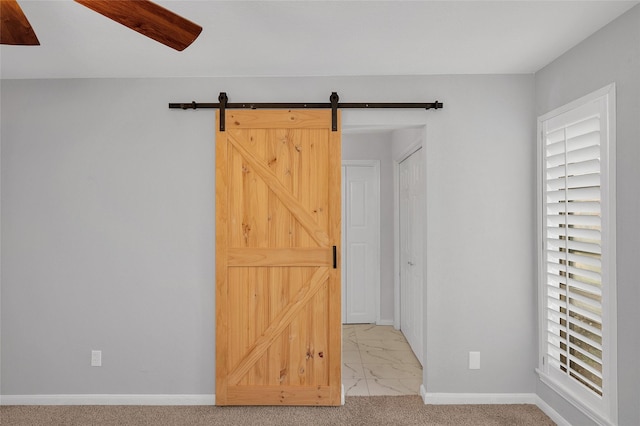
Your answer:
(342, 324), (422, 396)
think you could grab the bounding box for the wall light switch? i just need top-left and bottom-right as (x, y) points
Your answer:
(91, 350), (102, 367)
(469, 351), (480, 370)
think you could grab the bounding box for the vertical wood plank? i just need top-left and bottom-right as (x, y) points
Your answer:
(215, 111), (229, 405)
(297, 130), (310, 385)
(266, 130), (292, 386)
(327, 111), (342, 404)
(229, 144), (244, 247)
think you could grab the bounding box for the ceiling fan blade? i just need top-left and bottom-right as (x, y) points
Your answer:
(74, 0), (202, 51)
(1, 0), (40, 45)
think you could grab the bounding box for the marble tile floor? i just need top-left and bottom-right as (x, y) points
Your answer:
(342, 324), (422, 396)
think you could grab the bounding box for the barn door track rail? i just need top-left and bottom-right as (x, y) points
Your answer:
(169, 92), (443, 132)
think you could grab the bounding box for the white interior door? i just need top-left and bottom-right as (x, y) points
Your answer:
(341, 162), (380, 324)
(399, 148), (424, 364)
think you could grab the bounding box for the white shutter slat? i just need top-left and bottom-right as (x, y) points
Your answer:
(566, 227), (601, 241)
(547, 226), (601, 242)
(546, 177), (566, 191)
(546, 159), (601, 180)
(568, 353), (602, 380)
(546, 202), (566, 215)
(567, 159), (600, 177)
(565, 215), (601, 228)
(567, 315), (602, 341)
(570, 339), (602, 367)
(565, 201), (600, 214)
(547, 214), (600, 227)
(547, 251), (602, 269)
(568, 334), (603, 356)
(547, 319), (570, 356)
(571, 321), (602, 348)
(547, 258), (562, 270)
(566, 173), (600, 189)
(546, 188), (602, 204)
(567, 290), (602, 311)
(544, 202), (601, 215)
(567, 277), (602, 297)
(546, 129), (565, 146)
(547, 189), (567, 203)
(565, 239), (601, 255)
(547, 286), (562, 302)
(567, 335), (602, 366)
(566, 264), (601, 283)
(546, 141), (565, 157)
(546, 247), (564, 259)
(546, 174), (601, 191)
(566, 145), (600, 164)
(566, 187), (600, 201)
(566, 300), (602, 326)
(565, 116), (600, 139)
(547, 226), (565, 241)
(548, 345), (564, 364)
(569, 364), (603, 393)
(570, 371), (603, 395)
(547, 309), (563, 324)
(546, 262), (602, 289)
(546, 238), (566, 252)
(546, 227), (562, 238)
(546, 274), (566, 290)
(547, 152), (566, 168)
(547, 321), (565, 343)
(547, 296), (565, 314)
(546, 164), (565, 179)
(567, 252), (601, 269)
(566, 131), (600, 152)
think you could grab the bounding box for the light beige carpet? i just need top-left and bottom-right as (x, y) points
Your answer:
(1, 396), (556, 426)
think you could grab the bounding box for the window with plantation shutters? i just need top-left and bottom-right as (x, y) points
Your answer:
(537, 85), (616, 425)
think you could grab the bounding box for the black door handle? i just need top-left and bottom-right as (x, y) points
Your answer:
(333, 246), (337, 269)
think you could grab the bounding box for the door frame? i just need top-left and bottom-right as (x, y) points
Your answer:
(341, 160), (381, 324)
(340, 121), (428, 364)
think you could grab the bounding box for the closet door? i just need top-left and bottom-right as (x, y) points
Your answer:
(342, 162), (380, 324)
(399, 148), (424, 365)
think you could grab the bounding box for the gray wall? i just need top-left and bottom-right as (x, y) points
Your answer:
(1, 74), (535, 396)
(535, 5), (640, 425)
(421, 77), (536, 393)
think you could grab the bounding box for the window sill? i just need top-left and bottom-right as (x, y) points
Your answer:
(536, 369), (614, 426)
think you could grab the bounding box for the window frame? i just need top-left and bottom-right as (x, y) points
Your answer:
(536, 83), (617, 426)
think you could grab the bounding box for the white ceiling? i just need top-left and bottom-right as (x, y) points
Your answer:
(1, 0), (638, 79)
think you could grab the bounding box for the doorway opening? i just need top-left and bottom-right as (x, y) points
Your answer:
(341, 126), (426, 396)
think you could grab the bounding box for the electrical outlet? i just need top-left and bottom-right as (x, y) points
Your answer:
(469, 351), (480, 369)
(91, 350), (102, 367)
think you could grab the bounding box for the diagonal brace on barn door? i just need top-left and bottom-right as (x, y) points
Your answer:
(227, 266), (330, 385)
(227, 131), (331, 248)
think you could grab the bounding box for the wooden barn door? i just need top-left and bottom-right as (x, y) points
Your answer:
(215, 109), (342, 406)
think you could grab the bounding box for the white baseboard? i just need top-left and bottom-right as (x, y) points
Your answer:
(420, 384), (428, 402)
(376, 319), (395, 326)
(534, 395), (572, 426)
(0, 394), (215, 406)
(422, 392), (537, 405)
